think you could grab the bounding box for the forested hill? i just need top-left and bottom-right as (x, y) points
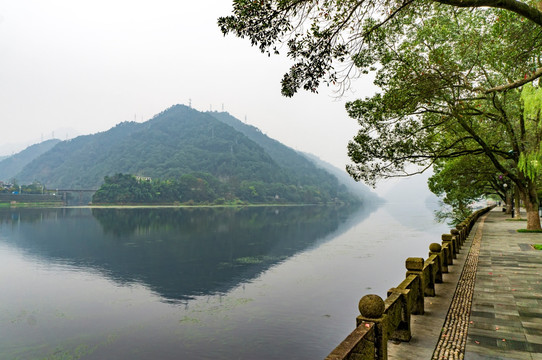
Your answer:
(11, 105), (375, 204)
(0, 139), (60, 181)
(16, 106), (283, 188)
(208, 111), (379, 202)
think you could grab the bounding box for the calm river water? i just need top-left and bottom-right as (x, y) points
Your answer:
(0, 201), (448, 359)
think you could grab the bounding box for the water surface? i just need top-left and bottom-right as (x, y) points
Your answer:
(0, 202), (449, 359)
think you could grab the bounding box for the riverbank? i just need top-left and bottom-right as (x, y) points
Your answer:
(388, 208), (542, 359)
(2, 202), (336, 209)
(0, 201), (64, 208)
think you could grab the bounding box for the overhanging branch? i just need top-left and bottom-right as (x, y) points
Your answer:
(483, 67), (542, 94)
(433, 0), (542, 27)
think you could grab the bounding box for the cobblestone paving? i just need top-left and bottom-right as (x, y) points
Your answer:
(464, 211), (542, 360)
(432, 213), (487, 360)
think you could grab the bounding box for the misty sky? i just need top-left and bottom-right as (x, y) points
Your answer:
(0, 1), (379, 177)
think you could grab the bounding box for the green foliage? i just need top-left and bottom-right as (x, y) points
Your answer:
(428, 155), (509, 219)
(13, 105), (359, 205)
(428, 156), (490, 224)
(219, 0), (542, 227)
(518, 84), (542, 180)
(92, 172), (346, 205)
(219, 0), (542, 97)
(0, 181), (46, 194)
(0, 139), (60, 182)
(533, 244), (542, 250)
(344, 6), (542, 185)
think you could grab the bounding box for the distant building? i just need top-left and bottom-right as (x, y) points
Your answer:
(135, 176), (152, 182)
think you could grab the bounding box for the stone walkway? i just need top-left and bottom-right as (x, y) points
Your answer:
(464, 210), (542, 360)
(432, 211), (486, 359)
(388, 209), (542, 360)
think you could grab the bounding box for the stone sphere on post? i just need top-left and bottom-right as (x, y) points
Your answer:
(358, 294), (385, 319)
(429, 243), (442, 253)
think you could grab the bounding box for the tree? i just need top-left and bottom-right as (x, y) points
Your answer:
(220, 1), (542, 229)
(219, 0), (542, 97)
(428, 155), (508, 223)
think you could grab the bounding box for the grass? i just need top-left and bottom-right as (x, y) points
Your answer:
(532, 244), (542, 250)
(0, 202), (63, 208)
(517, 229), (542, 233)
(505, 218), (527, 221)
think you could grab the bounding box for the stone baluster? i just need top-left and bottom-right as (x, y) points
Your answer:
(428, 243), (444, 282)
(405, 257), (425, 314)
(357, 295), (387, 360)
(442, 234), (457, 259)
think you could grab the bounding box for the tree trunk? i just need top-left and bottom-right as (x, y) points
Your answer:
(523, 183), (541, 230)
(514, 186), (521, 219)
(505, 190), (513, 215)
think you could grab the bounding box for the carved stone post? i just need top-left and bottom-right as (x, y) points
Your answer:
(428, 243), (444, 283)
(451, 228), (462, 249)
(405, 257), (425, 314)
(442, 234), (457, 259)
(456, 223), (466, 245)
(357, 294), (387, 360)
(386, 288), (412, 341)
(441, 242), (452, 267)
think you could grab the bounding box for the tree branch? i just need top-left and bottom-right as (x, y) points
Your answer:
(433, 0), (542, 27)
(483, 67), (542, 94)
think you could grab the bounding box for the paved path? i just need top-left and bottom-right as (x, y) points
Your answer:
(388, 209), (542, 360)
(465, 210), (542, 360)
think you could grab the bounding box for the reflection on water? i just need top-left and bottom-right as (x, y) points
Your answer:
(0, 202), (449, 359)
(0, 206), (362, 302)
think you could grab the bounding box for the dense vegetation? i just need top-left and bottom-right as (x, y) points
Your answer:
(92, 172), (351, 204)
(6, 105), (371, 205)
(0, 181), (47, 195)
(0, 139), (60, 182)
(219, 0), (542, 228)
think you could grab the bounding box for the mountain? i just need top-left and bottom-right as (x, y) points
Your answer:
(209, 111), (380, 202)
(17, 106), (287, 188)
(208, 111), (379, 200)
(12, 105), (374, 204)
(0, 139), (61, 182)
(299, 151), (382, 203)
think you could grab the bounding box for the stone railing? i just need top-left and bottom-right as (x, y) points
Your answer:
(325, 205), (494, 360)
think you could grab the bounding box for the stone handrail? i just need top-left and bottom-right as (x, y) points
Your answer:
(325, 205), (494, 360)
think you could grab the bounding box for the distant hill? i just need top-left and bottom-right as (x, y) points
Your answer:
(299, 152), (382, 203)
(0, 139), (61, 182)
(208, 111), (379, 201)
(17, 106), (286, 188)
(12, 105), (375, 204)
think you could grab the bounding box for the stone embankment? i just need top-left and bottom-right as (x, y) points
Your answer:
(326, 206), (494, 360)
(0, 194), (64, 204)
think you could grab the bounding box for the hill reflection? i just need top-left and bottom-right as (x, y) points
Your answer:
(0, 205), (373, 302)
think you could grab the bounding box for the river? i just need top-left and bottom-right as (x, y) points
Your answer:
(0, 200), (449, 359)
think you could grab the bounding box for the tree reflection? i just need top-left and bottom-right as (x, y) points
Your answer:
(0, 205), (369, 302)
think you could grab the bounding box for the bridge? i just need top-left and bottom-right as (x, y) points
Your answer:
(46, 189), (99, 205)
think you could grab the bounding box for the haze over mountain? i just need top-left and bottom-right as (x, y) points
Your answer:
(4, 105), (378, 203)
(0, 139), (61, 182)
(208, 111), (380, 202)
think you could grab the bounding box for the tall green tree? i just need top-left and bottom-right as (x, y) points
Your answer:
(220, 1), (542, 229)
(344, 6), (542, 228)
(428, 155), (508, 222)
